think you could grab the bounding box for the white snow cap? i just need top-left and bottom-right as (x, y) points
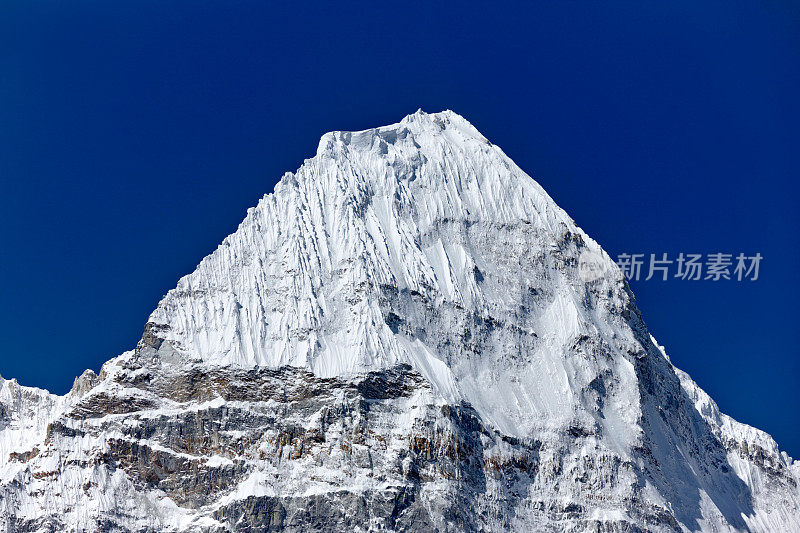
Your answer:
(145, 109), (633, 439)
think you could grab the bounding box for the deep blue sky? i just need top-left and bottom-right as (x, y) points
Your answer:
(2, 1), (798, 455)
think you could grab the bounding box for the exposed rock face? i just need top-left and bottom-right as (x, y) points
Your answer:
(1, 111), (799, 532)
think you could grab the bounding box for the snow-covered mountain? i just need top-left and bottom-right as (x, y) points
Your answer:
(1, 110), (798, 532)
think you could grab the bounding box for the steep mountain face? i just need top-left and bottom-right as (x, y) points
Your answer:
(1, 111), (798, 532)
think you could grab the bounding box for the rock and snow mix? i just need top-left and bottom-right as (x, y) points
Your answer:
(1, 111), (798, 532)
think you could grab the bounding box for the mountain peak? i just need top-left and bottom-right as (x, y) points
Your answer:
(147, 110), (590, 387)
(3, 112), (798, 532)
(315, 109), (488, 159)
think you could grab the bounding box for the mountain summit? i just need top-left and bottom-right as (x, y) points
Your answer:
(2, 111), (798, 532)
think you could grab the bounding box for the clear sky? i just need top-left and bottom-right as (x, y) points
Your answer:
(2, 1), (798, 455)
